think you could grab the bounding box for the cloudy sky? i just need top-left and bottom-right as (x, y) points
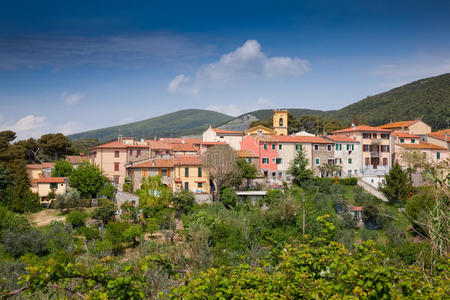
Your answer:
(1, 0), (449, 140)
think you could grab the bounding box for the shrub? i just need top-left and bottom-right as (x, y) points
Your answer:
(221, 187), (238, 208)
(92, 203), (117, 225)
(66, 210), (87, 228)
(171, 190), (195, 215)
(2, 229), (48, 257)
(123, 224), (143, 247)
(98, 183), (115, 200)
(55, 189), (80, 211)
(105, 222), (129, 255)
(78, 226), (100, 241)
(122, 182), (133, 193)
(339, 177), (357, 186)
(265, 189), (284, 205)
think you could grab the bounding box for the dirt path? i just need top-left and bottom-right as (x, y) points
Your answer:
(28, 209), (66, 227)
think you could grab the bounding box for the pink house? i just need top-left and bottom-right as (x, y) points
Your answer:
(240, 135), (278, 178)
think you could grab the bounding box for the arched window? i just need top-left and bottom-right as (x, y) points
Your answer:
(279, 118), (283, 126)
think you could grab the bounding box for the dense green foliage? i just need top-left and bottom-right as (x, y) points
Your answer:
(382, 163), (414, 204)
(51, 159), (74, 177)
(69, 163), (108, 198)
(68, 109), (233, 142)
(288, 145), (314, 186)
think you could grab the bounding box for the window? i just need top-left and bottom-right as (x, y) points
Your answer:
(263, 143), (267, 150)
(315, 158), (320, 165)
(314, 144), (319, 151)
(114, 162), (120, 171)
(114, 176), (120, 185)
(338, 171), (342, 177)
(381, 133), (389, 139)
(327, 144), (332, 151)
(262, 158), (269, 164)
(271, 144), (276, 150)
(372, 133), (377, 139)
(400, 139), (404, 143)
(346, 144), (350, 151)
(336, 144), (340, 150)
(365, 158), (370, 165)
(363, 145), (370, 152)
(381, 145), (389, 152)
(348, 158), (352, 164)
(411, 139), (415, 144)
(137, 149), (141, 156)
(197, 182), (203, 188)
(129, 149), (133, 156)
(248, 158), (252, 163)
(383, 158), (388, 166)
(50, 183), (58, 189)
(114, 151), (119, 157)
(276, 158), (282, 164)
(363, 133), (371, 139)
(279, 118), (283, 126)
(184, 182), (189, 190)
(279, 144), (282, 150)
(142, 169), (148, 177)
(198, 167), (202, 177)
(161, 169), (167, 176)
(93, 151), (97, 158)
(437, 152), (441, 159)
(185, 167), (189, 177)
(279, 172), (283, 177)
(272, 172), (276, 177)
(219, 136), (224, 139)
(272, 158), (276, 163)
(264, 171), (268, 177)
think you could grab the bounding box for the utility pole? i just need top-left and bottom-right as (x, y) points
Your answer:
(302, 193), (306, 243)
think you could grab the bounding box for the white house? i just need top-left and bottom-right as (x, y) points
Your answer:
(202, 126), (243, 150)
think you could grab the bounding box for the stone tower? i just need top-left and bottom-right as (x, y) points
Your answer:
(273, 109), (288, 135)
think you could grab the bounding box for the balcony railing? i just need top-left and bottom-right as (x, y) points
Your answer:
(371, 151), (379, 157)
(371, 139), (382, 144)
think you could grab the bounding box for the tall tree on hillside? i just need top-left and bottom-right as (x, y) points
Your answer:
(381, 163), (414, 204)
(52, 159), (74, 177)
(203, 144), (238, 201)
(69, 163), (108, 198)
(288, 145), (313, 186)
(38, 133), (74, 161)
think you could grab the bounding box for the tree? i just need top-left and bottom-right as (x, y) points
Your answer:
(235, 159), (257, 189)
(51, 159), (74, 177)
(123, 224), (143, 247)
(55, 189), (81, 211)
(171, 190), (195, 216)
(69, 162), (108, 198)
(135, 175), (171, 209)
(65, 210), (87, 228)
(381, 163), (413, 204)
(98, 182), (116, 199)
(0, 164), (11, 203)
(221, 187), (238, 208)
(92, 202), (117, 225)
(38, 133), (74, 161)
(203, 144), (238, 201)
(317, 163), (342, 178)
(288, 145), (313, 186)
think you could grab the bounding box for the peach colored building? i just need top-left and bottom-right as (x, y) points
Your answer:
(333, 125), (393, 175)
(379, 120), (431, 135)
(425, 129), (450, 151)
(396, 142), (447, 164)
(35, 177), (68, 203)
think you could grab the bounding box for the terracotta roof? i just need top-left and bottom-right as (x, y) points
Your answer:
(271, 135), (303, 143)
(326, 135), (359, 142)
(91, 140), (149, 149)
(428, 130), (450, 142)
(244, 125), (276, 135)
(349, 206), (364, 212)
(37, 177), (65, 183)
(171, 143), (199, 152)
(399, 142), (446, 150)
(290, 136), (332, 144)
(66, 155), (89, 164)
(237, 150), (258, 158)
(174, 178), (182, 182)
(391, 132), (419, 138)
(146, 140), (173, 150)
(201, 141), (227, 146)
(211, 127), (242, 135)
(130, 158), (174, 168)
(378, 120), (418, 129)
(333, 125), (391, 133)
(173, 155), (203, 166)
(159, 138), (203, 144)
(26, 162), (55, 169)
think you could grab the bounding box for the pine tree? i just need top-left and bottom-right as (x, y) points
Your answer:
(381, 163), (413, 204)
(288, 145), (313, 186)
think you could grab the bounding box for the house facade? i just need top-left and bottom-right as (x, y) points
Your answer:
(325, 135), (361, 178)
(127, 158), (174, 192)
(202, 126), (243, 150)
(35, 177), (68, 203)
(173, 155), (210, 194)
(425, 129), (450, 151)
(379, 120), (431, 136)
(240, 134), (279, 178)
(333, 125), (392, 176)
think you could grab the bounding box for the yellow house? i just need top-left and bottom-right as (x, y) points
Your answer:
(244, 125), (276, 136)
(173, 155), (210, 194)
(35, 177), (68, 203)
(273, 109), (288, 136)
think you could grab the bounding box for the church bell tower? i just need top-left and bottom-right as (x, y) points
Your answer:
(273, 109), (288, 135)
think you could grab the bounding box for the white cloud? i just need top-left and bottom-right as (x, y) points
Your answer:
(168, 40), (309, 94)
(56, 120), (84, 135)
(0, 114), (47, 140)
(256, 97), (274, 108)
(206, 104), (242, 117)
(62, 92), (84, 105)
(167, 74), (199, 95)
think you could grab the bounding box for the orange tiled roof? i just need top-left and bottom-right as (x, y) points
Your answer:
(173, 155), (203, 166)
(211, 127), (243, 135)
(160, 138), (203, 144)
(37, 177), (65, 183)
(428, 129), (450, 141)
(326, 135), (359, 142)
(399, 142), (446, 150)
(26, 162), (55, 169)
(333, 125), (391, 133)
(378, 120), (418, 129)
(349, 206), (364, 212)
(66, 155), (89, 164)
(201, 141), (227, 146)
(237, 150), (258, 158)
(130, 158), (174, 168)
(391, 132), (419, 138)
(146, 140), (173, 150)
(91, 140), (149, 149)
(171, 143), (199, 152)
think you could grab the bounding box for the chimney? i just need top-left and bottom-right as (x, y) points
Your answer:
(351, 122), (355, 129)
(118, 134), (123, 142)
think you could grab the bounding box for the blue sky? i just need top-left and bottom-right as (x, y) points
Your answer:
(0, 0), (449, 139)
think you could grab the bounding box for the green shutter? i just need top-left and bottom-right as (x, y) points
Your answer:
(339, 144), (342, 150)
(437, 152), (440, 159)
(352, 144), (354, 151)
(348, 158), (352, 164)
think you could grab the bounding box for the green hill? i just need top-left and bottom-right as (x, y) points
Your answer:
(68, 109), (233, 142)
(326, 73), (450, 130)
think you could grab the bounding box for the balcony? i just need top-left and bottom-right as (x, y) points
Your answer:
(371, 139), (382, 144)
(371, 151), (379, 157)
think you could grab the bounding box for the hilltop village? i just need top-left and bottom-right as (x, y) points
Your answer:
(27, 109), (448, 204)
